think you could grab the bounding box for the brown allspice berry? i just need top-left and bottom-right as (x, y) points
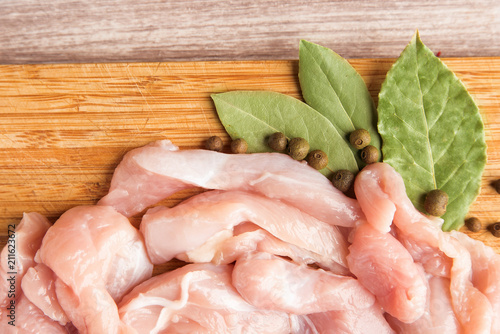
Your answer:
(287, 137), (310, 161)
(488, 223), (500, 238)
(268, 132), (288, 152)
(205, 136), (223, 152)
(360, 145), (379, 164)
(465, 217), (482, 232)
(349, 129), (371, 149)
(306, 150), (328, 170)
(230, 138), (248, 154)
(493, 179), (500, 194)
(332, 170), (355, 193)
(424, 189), (449, 217)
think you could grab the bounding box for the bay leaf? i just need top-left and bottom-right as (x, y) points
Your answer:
(298, 40), (381, 168)
(377, 32), (487, 231)
(211, 91), (359, 175)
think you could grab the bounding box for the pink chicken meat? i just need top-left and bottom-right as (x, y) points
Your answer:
(21, 263), (69, 325)
(386, 275), (461, 333)
(451, 230), (500, 333)
(36, 205), (153, 334)
(346, 222), (428, 323)
(0, 212), (51, 309)
(232, 252), (375, 315)
(141, 189), (349, 272)
(182, 222), (344, 272)
(354, 163), (495, 333)
(118, 263), (303, 334)
(0, 212), (69, 333)
(3, 137), (499, 334)
(0, 293), (71, 334)
(98, 139), (363, 227)
(307, 303), (395, 334)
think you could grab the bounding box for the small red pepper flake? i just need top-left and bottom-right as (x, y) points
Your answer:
(435, 51), (441, 57)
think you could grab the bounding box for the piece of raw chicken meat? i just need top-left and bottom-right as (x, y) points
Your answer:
(0, 212), (51, 309)
(451, 231), (500, 333)
(182, 222), (345, 272)
(346, 221), (428, 323)
(0, 293), (72, 334)
(308, 303), (395, 334)
(355, 162), (453, 276)
(36, 205), (154, 334)
(232, 252), (375, 315)
(385, 275), (461, 333)
(355, 163), (494, 333)
(21, 263), (69, 325)
(98, 139), (363, 228)
(118, 262), (304, 334)
(0, 213), (70, 333)
(141, 190), (349, 272)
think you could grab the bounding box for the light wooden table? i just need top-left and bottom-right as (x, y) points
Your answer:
(0, 1), (499, 255)
(0, 0), (499, 64)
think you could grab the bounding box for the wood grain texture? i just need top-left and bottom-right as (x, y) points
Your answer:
(0, 0), (499, 64)
(0, 58), (499, 275)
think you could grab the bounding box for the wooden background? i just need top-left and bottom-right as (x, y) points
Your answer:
(0, 1), (499, 260)
(0, 0), (499, 64)
(1, 58), (500, 257)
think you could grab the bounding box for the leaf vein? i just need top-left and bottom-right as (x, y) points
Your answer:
(219, 98), (282, 133)
(414, 46), (436, 189)
(427, 83), (452, 131)
(438, 140), (478, 190)
(389, 134), (433, 177)
(303, 42), (355, 130)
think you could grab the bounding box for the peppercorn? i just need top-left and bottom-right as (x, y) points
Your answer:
(230, 138), (248, 154)
(306, 150), (328, 170)
(349, 129), (371, 149)
(493, 179), (500, 194)
(205, 136), (223, 152)
(424, 189), (449, 217)
(360, 145), (379, 164)
(487, 223), (500, 238)
(465, 217), (482, 232)
(287, 137), (309, 160)
(332, 170), (355, 193)
(268, 132), (288, 152)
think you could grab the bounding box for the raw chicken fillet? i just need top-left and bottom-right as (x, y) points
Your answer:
(2, 140), (499, 334)
(98, 139), (363, 227)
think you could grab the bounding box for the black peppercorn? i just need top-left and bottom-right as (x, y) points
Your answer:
(332, 170), (355, 193)
(493, 179), (500, 194)
(287, 137), (310, 160)
(230, 138), (248, 154)
(424, 189), (449, 217)
(205, 136), (223, 152)
(488, 223), (500, 238)
(268, 132), (288, 152)
(349, 129), (371, 149)
(465, 217), (482, 232)
(360, 145), (379, 164)
(306, 150), (328, 170)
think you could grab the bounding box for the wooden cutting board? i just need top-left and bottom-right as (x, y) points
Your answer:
(1, 58), (499, 263)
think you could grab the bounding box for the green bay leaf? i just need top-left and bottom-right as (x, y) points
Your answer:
(298, 40), (381, 168)
(377, 32), (487, 231)
(211, 91), (359, 175)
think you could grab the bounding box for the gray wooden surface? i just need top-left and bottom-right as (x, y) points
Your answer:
(0, 0), (499, 64)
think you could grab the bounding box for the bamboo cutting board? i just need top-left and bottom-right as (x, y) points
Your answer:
(0, 58), (499, 262)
